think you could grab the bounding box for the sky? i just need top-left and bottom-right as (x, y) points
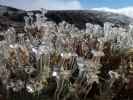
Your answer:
(0, 0), (133, 10)
(82, 0), (133, 8)
(1, 0), (133, 17)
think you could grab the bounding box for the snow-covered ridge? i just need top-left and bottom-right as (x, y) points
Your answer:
(92, 7), (133, 18)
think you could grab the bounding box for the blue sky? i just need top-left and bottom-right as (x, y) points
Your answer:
(0, 0), (133, 10)
(81, 0), (133, 8)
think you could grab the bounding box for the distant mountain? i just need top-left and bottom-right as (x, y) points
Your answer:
(0, 5), (25, 32)
(46, 10), (133, 28)
(0, 5), (133, 32)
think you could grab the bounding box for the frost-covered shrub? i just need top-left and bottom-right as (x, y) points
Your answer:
(0, 8), (132, 100)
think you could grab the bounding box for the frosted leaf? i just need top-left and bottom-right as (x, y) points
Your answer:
(27, 12), (34, 26)
(52, 65), (60, 79)
(93, 24), (102, 37)
(7, 80), (24, 92)
(104, 22), (114, 41)
(86, 23), (94, 34)
(77, 57), (88, 79)
(41, 8), (47, 16)
(61, 52), (72, 59)
(35, 14), (42, 30)
(39, 54), (50, 79)
(41, 8), (47, 22)
(34, 81), (43, 92)
(17, 33), (26, 45)
(27, 12), (34, 16)
(24, 16), (30, 27)
(4, 27), (16, 44)
(0, 40), (8, 58)
(129, 24), (133, 34)
(61, 70), (71, 80)
(108, 70), (120, 79)
(26, 84), (34, 93)
(35, 14), (41, 22)
(26, 79), (43, 93)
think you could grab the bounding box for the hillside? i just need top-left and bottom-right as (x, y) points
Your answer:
(0, 5), (133, 31)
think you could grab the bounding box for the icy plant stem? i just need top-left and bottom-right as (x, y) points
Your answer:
(84, 83), (93, 100)
(55, 79), (64, 100)
(54, 79), (60, 100)
(16, 46), (22, 67)
(57, 79), (64, 100)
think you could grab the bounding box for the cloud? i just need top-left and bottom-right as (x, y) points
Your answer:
(92, 7), (133, 18)
(0, 0), (82, 10)
(43, 0), (82, 10)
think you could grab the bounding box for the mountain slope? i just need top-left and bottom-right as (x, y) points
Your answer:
(0, 5), (133, 32)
